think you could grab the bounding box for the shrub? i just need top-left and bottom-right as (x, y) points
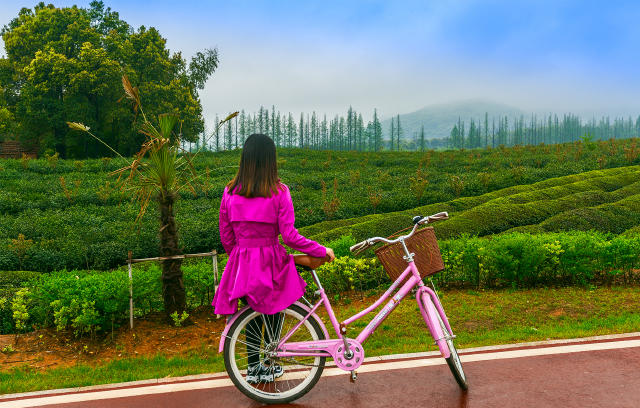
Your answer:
(300, 256), (386, 296)
(11, 288), (31, 332)
(324, 234), (357, 258)
(0, 296), (12, 334)
(0, 249), (20, 272)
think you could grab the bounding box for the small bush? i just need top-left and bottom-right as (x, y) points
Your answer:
(324, 234), (357, 258)
(299, 256), (386, 296)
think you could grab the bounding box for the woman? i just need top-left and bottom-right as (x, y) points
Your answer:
(212, 133), (335, 383)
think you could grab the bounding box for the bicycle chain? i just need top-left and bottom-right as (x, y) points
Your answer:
(271, 356), (325, 368)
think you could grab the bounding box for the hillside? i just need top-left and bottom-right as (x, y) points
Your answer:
(300, 165), (640, 242)
(381, 99), (524, 140)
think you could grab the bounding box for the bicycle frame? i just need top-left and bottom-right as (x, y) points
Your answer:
(274, 259), (455, 369)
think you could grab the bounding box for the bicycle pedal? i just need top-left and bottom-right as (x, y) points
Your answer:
(350, 371), (357, 383)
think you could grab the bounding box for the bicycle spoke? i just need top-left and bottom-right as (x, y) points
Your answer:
(226, 306), (325, 402)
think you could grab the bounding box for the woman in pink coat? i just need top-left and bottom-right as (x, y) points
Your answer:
(213, 134), (335, 383)
(212, 133), (335, 315)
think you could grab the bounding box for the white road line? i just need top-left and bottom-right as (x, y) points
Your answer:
(0, 378), (234, 408)
(2, 338), (640, 408)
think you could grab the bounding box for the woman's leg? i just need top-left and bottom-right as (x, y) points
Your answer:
(245, 312), (285, 368)
(246, 316), (263, 368)
(263, 312), (284, 344)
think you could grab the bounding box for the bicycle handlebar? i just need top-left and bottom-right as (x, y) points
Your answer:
(349, 211), (449, 254)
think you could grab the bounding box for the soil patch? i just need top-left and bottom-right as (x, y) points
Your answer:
(0, 308), (226, 372)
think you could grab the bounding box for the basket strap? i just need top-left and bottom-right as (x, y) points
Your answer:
(387, 225), (413, 239)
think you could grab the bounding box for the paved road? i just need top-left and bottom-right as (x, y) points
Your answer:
(2, 334), (640, 408)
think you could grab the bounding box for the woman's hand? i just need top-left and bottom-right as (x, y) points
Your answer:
(324, 247), (336, 263)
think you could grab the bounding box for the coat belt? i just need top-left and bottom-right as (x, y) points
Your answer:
(237, 237), (279, 248)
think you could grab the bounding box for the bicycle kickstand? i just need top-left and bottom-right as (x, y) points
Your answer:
(350, 370), (357, 383)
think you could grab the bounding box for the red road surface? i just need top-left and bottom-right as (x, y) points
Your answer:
(2, 335), (640, 408)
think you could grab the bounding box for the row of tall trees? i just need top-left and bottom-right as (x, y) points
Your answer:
(449, 113), (640, 149)
(198, 106), (451, 152)
(205, 107), (640, 153)
(204, 106), (385, 152)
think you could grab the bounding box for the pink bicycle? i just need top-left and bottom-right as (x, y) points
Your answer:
(219, 212), (467, 404)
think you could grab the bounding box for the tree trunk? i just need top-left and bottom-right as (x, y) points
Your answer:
(158, 190), (185, 319)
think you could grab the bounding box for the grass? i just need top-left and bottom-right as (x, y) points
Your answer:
(2, 285), (640, 395)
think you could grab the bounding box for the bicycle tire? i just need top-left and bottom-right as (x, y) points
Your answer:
(223, 303), (327, 404)
(436, 311), (468, 390)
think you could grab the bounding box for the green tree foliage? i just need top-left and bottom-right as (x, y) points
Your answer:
(0, 1), (217, 158)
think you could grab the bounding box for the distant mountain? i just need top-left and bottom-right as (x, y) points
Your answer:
(381, 99), (525, 140)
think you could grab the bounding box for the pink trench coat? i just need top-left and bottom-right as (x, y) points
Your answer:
(212, 183), (326, 315)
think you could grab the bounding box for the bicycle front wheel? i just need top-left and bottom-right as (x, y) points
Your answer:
(436, 311), (468, 390)
(223, 303), (327, 404)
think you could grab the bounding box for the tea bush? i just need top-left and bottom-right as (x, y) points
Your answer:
(0, 260), (220, 335)
(304, 166), (640, 242)
(299, 231), (640, 297)
(435, 231), (640, 288)
(0, 231), (638, 335)
(2, 140), (640, 272)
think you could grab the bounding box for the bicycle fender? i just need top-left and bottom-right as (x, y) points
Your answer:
(218, 301), (330, 353)
(416, 287), (450, 358)
(218, 305), (251, 353)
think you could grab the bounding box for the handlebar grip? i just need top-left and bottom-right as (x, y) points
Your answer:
(418, 211), (449, 225)
(349, 240), (368, 253)
(429, 211), (449, 221)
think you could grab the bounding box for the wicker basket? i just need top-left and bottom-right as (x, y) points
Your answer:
(374, 226), (444, 281)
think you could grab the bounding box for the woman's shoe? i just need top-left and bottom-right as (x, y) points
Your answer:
(246, 364), (261, 384)
(247, 362), (284, 384)
(265, 362), (284, 380)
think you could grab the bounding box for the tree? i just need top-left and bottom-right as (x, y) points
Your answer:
(390, 117), (395, 151)
(372, 109), (383, 151)
(213, 114), (221, 151)
(239, 110), (246, 146)
(396, 114), (402, 151)
(69, 74), (236, 319)
(225, 115), (233, 149)
(298, 113), (304, 148)
(484, 112), (489, 147)
(419, 125), (425, 151)
(449, 124), (462, 149)
(0, 1), (215, 158)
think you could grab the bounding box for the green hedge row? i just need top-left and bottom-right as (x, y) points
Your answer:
(0, 262), (221, 335)
(1, 165), (638, 273)
(303, 166), (640, 242)
(301, 231), (640, 296)
(1, 231), (638, 335)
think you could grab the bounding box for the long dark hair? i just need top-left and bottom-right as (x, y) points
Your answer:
(227, 134), (281, 197)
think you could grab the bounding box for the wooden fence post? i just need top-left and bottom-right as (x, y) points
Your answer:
(212, 250), (220, 319)
(128, 250), (134, 330)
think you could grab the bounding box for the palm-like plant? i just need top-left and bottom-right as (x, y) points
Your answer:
(69, 74), (237, 319)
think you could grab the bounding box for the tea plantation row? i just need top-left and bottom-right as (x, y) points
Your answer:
(302, 166), (640, 242)
(1, 139), (640, 271)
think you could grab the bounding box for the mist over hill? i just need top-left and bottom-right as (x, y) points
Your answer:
(381, 99), (525, 141)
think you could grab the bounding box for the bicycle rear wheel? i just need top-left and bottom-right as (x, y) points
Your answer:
(436, 311), (468, 390)
(223, 303), (327, 404)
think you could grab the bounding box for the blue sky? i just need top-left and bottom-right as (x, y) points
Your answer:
(2, 0), (640, 124)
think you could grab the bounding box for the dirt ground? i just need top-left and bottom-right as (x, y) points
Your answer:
(0, 291), (387, 373)
(1, 282), (638, 374)
(0, 308), (227, 372)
